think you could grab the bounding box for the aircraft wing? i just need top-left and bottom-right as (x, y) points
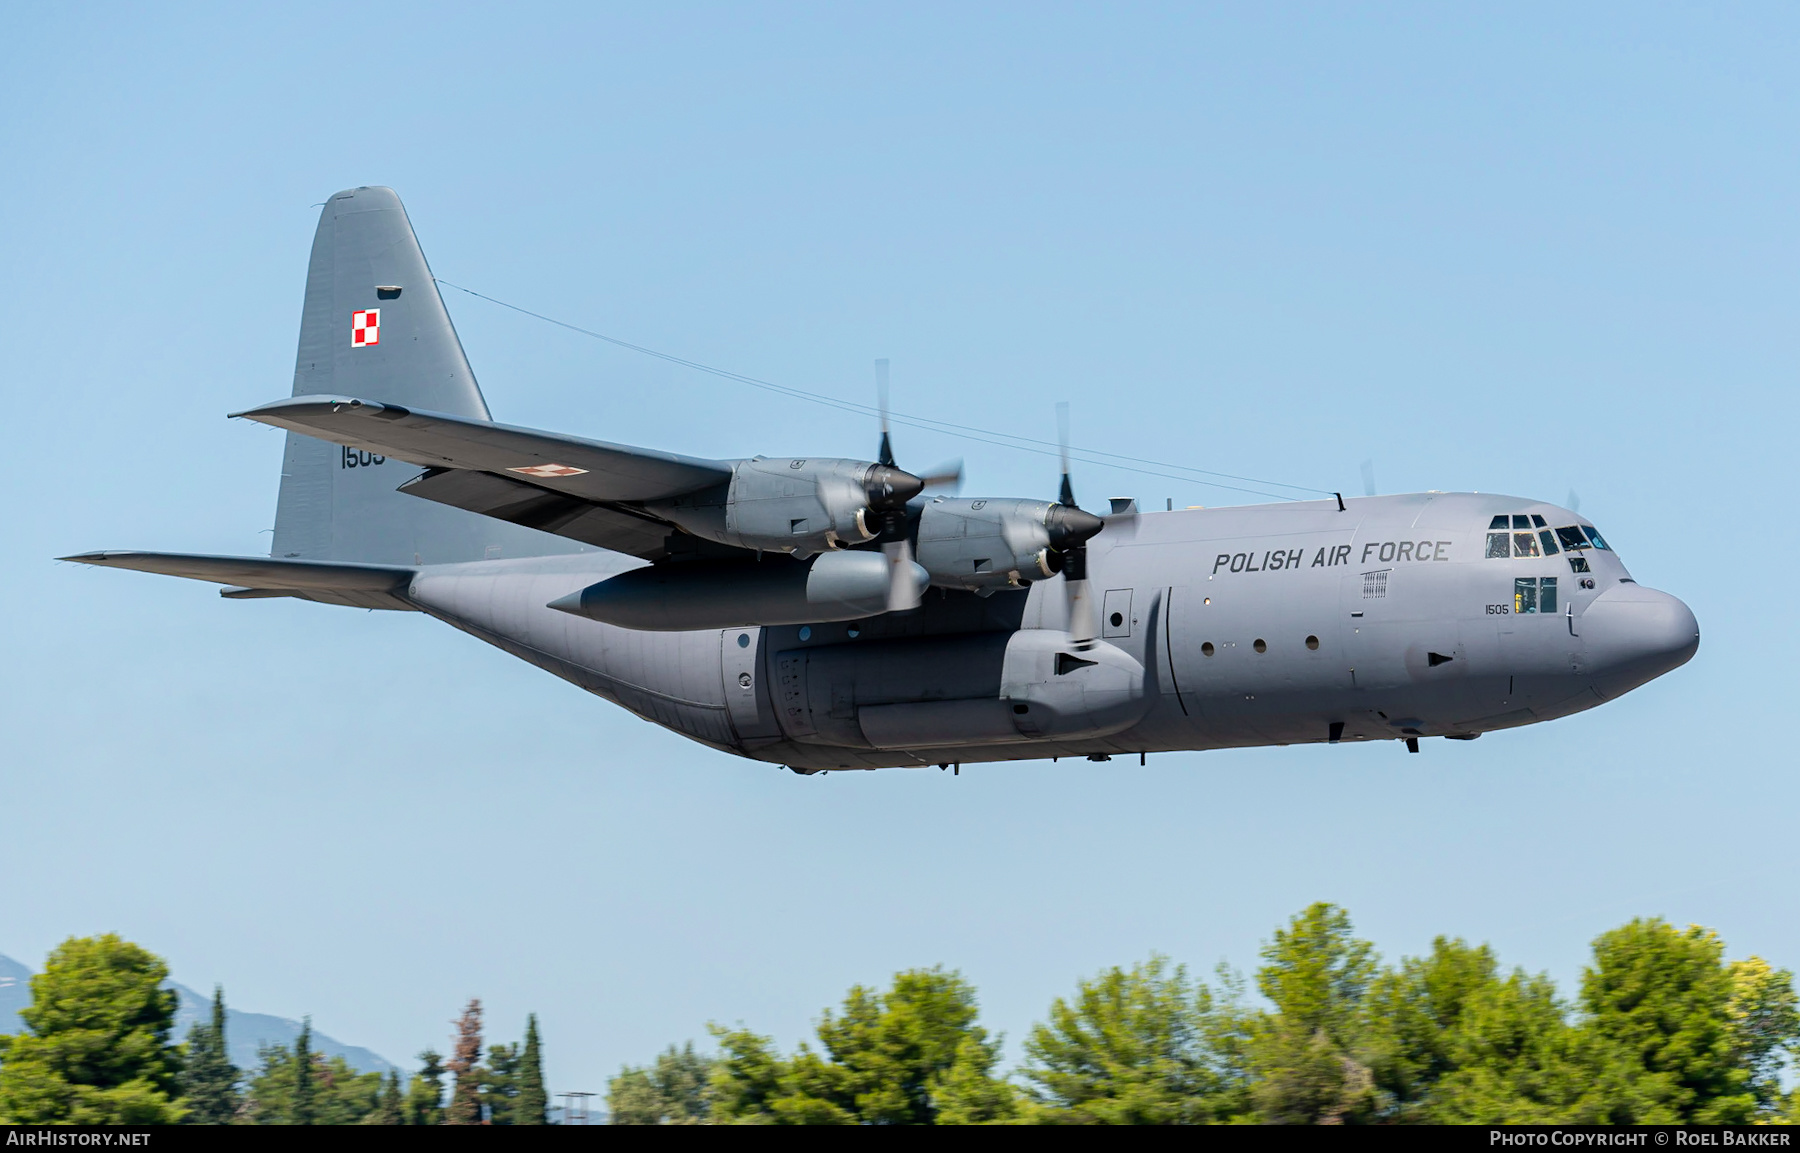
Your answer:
(233, 396), (739, 561)
(232, 397), (733, 503)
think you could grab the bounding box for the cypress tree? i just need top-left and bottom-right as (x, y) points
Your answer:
(516, 1014), (548, 1125)
(370, 1069), (403, 1125)
(292, 1018), (316, 1125)
(405, 1050), (446, 1125)
(444, 999), (485, 1125)
(178, 985), (241, 1123)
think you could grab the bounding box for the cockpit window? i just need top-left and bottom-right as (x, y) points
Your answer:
(1488, 517), (1609, 559)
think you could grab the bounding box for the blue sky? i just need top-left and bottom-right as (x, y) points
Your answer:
(2, 4), (1795, 1094)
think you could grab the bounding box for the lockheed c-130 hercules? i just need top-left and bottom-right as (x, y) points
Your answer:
(65, 187), (1699, 773)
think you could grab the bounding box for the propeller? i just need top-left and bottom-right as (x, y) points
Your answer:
(1049, 402), (1105, 649)
(1360, 459), (1377, 497)
(868, 359), (927, 612)
(1566, 488), (1582, 515)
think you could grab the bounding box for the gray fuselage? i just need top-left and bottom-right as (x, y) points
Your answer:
(401, 491), (1698, 772)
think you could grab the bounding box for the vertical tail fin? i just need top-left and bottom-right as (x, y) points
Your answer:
(270, 187), (576, 565)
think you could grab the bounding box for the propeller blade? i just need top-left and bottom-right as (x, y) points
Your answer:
(875, 359), (895, 467)
(1360, 460), (1377, 497)
(882, 537), (922, 613)
(1046, 403), (1100, 649)
(916, 460), (963, 491)
(1056, 401), (1076, 508)
(1566, 488), (1581, 515)
(1104, 498), (1141, 539)
(1063, 541), (1097, 648)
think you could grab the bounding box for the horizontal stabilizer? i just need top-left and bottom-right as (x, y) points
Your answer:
(233, 397), (732, 504)
(61, 551), (413, 591)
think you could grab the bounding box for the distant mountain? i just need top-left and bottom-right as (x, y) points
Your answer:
(0, 953), (395, 1076)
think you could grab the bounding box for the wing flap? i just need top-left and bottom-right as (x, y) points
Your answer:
(398, 469), (675, 559)
(232, 396), (732, 503)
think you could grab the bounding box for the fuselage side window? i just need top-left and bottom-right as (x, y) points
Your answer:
(1540, 576), (1558, 613)
(1556, 526), (1589, 552)
(1538, 529), (1559, 555)
(1487, 532), (1511, 559)
(1514, 577), (1538, 614)
(1569, 555), (1591, 573)
(1513, 532), (1541, 558)
(1584, 526), (1612, 550)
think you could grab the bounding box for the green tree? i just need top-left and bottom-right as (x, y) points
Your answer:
(177, 985), (240, 1123)
(443, 999), (484, 1125)
(244, 1030), (382, 1125)
(1246, 903), (1380, 1124)
(1723, 956), (1800, 1114)
(1021, 955), (1237, 1123)
(1415, 970), (1588, 1124)
(1579, 919), (1753, 1124)
(368, 1070), (403, 1125)
(1257, 903), (1377, 1043)
(404, 1049), (446, 1125)
(1361, 937), (1499, 1120)
(515, 1014), (548, 1125)
(609, 1042), (715, 1124)
(292, 1019), (316, 1124)
(707, 1026), (786, 1123)
(0, 934), (184, 1124)
(484, 1040), (519, 1124)
(709, 968), (1013, 1125)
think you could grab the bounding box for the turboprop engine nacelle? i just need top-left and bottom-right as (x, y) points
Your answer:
(546, 550), (931, 631)
(915, 497), (1104, 592)
(646, 457), (923, 557)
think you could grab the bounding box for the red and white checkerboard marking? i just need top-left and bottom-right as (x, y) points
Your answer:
(509, 463), (588, 478)
(351, 309), (381, 347)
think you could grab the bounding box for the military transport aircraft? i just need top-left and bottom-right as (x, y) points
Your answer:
(64, 187), (1699, 773)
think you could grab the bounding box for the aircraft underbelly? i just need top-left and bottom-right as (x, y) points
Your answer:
(409, 557), (742, 750)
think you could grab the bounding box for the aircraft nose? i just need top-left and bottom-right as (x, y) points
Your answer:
(1582, 583), (1699, 699)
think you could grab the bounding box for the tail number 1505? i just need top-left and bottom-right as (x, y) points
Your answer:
(341, 447), (386, 468)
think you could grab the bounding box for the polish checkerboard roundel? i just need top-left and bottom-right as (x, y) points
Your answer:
(351, 309), (381, 347)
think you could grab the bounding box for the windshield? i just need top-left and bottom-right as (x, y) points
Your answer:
(1584, 526), (1612, 550)
(1556, 526), (1589, 552)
